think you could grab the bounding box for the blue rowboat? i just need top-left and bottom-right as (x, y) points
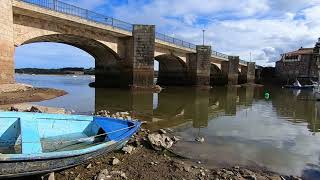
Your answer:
(0, 111), (141, 178)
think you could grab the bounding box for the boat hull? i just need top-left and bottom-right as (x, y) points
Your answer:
(284, 85), (315, 89)
(0, 112), (141, 178)
(0, 137), (129, 178)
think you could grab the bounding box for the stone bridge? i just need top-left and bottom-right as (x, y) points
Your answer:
(0, 0), (257, 88)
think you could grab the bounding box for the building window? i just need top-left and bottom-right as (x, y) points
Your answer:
(283, 55), (300, 62)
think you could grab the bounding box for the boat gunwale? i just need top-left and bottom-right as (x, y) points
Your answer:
(0, 112), (141, 162)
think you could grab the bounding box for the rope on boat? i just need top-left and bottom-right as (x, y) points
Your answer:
(52, 124), (137, 145)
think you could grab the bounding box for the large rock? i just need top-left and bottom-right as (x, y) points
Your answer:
(148, 133), (174, 150)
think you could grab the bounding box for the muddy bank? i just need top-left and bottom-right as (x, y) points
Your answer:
(52, 128), (296, 180)
(0, 83), (67, 105)
(14, 110), (301, 180)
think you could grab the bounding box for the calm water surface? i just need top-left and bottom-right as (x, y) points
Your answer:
(16, 74), (320, 179)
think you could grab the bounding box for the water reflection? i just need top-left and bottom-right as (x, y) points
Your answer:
(16, 75), (320, 178)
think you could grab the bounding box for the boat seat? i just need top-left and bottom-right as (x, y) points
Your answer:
(20, 117), (42, 154)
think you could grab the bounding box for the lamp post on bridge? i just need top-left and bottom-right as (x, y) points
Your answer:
(202, 29), (205, 46)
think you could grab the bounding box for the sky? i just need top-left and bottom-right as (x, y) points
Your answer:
(15, 0), (320, 68)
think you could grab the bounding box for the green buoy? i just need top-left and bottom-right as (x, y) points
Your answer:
(264, 91), (270, 100)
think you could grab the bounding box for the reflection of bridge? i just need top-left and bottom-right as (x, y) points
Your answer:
(1, 0), (258, 88)
(95, 87), (257, 130)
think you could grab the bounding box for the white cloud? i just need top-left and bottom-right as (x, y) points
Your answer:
(15, 0), (320, 68)
(111, 0), (320, 66)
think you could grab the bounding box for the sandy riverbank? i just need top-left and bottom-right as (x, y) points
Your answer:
(0, 83), (67, 105)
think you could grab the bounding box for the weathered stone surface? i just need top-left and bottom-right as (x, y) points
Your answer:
(227, 56), (240, 85)
(0, 0), (15, 84)
(148, 133), (174, 150)
(131, 25), (155, 89)
(188, 46), (212, 87)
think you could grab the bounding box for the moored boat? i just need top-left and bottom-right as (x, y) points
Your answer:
(283, 84), (315, 89)
(0, 112), (141, 178)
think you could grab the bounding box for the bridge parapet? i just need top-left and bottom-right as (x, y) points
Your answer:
(18, 0), (133, 32)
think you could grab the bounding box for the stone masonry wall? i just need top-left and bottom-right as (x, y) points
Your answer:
(228, 56), (240, 85)
(275, 54), (315, 82)
(247, 62), (256, 83)
(0, 0), (15, 84)
(132, 25), (155, 88)
(187, 46), (212, 87)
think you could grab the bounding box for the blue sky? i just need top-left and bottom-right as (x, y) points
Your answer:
(15, 0), (320, 68)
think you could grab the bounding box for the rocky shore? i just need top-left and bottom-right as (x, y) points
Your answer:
(0, 83), (67, 105)
(53, 126), (300, 180)
(15, 110), (301, 180)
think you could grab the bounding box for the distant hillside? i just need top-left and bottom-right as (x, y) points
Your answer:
(15, 68), (95, 75)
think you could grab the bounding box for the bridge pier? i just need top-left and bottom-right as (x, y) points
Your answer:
(239, 62), (255, 84)
(187, 45), (212, 87)
(221, 56), (240, 85)
(95, 24), (155, 89)
(0, 0), (15, 84)
(246, 62), (256, 84)
(129, 25), (155, 89)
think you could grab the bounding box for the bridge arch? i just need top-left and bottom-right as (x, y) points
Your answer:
(17, 34), (126, 87)
(154, 54), (188, 86)
(210, 63), (227, 85)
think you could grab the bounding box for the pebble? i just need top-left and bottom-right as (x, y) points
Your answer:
(159, 129), (167, 134)
(183, 165), (191, 172)
(110, 171), (127, 179)
(47, 172), (55, 180)
(195, 137), (205, 143)
(112, 158), (120, 165)
(86, 163), (92, 169)
(122, 145), (134, 154)
(74, 174), (81, 180)
(173, 136), (180, 141)
(96, 169), (109, 180)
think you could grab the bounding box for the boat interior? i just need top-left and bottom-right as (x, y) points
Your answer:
(0, 113), (136, 154)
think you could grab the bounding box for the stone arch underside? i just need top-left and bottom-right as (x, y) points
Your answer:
(154, 54), (188, 86)
(20, 34), (128, 87)
(210, 63), (227, 85)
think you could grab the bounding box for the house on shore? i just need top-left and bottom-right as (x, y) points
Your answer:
(275, 38), (320, 83)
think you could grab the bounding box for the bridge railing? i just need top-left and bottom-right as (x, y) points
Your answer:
(212, 51), (229, 59)
(239, 59), (248, 65)
(155, 32), (196, 49)
(20, 0), (133, 31)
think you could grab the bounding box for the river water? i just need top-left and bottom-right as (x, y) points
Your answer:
(16, 74), (320, 179)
